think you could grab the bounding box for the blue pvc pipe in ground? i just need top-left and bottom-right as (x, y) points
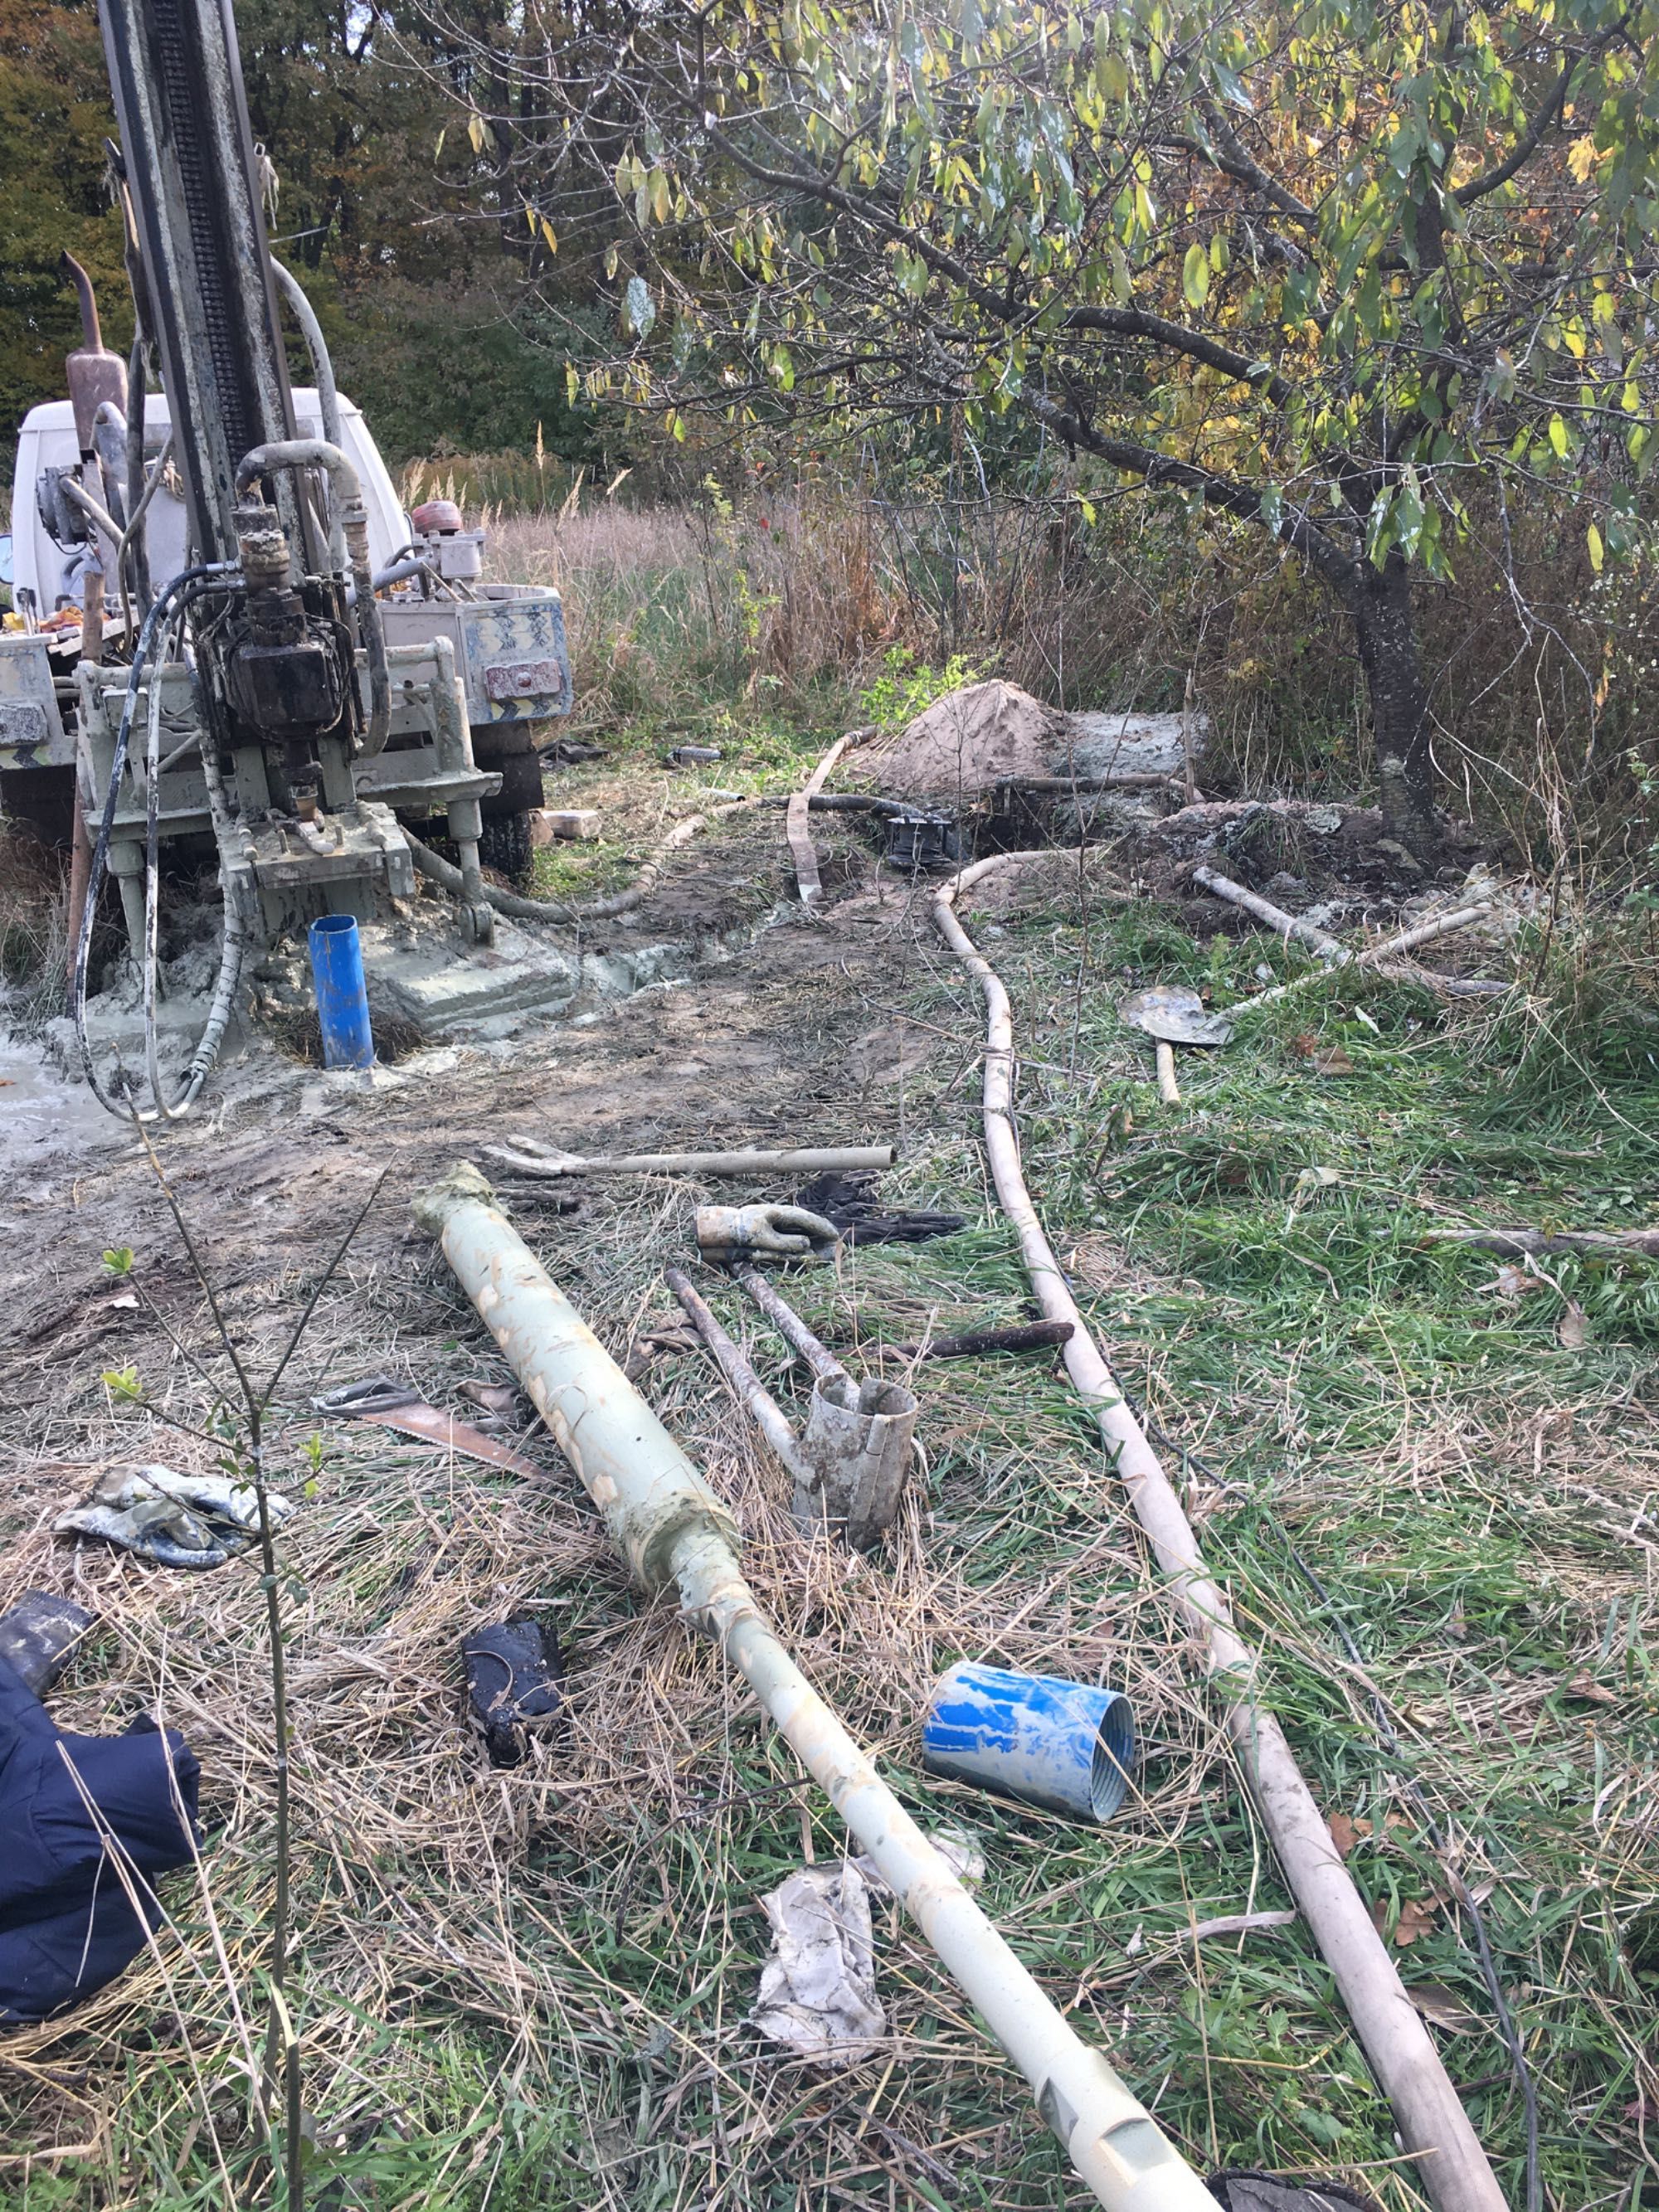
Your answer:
(308, 915), (375, 1070)
(922, 1660), (1134, 1822)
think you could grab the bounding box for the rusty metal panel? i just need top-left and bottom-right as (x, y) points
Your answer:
(483, 653), (563, 702)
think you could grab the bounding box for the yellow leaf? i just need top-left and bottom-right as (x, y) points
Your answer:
(1566, 134), (1600, 183)
(1588, 523), (1604, 573)
(467, 112), (484, 155)
(540, 217), (557, 254)
(1548, 414), (1569, 459)
(1181, 241), (1210, 309)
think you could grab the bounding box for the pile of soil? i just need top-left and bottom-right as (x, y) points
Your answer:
(867, 680), (1060, 799)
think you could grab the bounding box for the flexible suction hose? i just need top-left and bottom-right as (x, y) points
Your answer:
(932, 857), (1506, 2212)
(404, 799), (762, 925)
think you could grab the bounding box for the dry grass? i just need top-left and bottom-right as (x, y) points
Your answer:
(445, 453), (1658, 882)
(0, 821), (68, 1031)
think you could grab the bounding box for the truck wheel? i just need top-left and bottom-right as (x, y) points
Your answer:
(479, 809), (534, 883)
(472, 727), (544, 818)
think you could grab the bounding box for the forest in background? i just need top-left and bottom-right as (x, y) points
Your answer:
(4, 0), (1658, 886)
(0, 0), (606, 474)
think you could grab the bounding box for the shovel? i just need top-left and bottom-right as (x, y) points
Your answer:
(1119, 984), (1233, 1105)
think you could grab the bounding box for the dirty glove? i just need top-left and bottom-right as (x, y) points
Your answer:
(695, 1203), (842, 1266)
(55, 1465), (294, 1572)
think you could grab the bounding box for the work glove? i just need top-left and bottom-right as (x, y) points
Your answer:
(694, 1204), (842, 1266)
(55, 1465), (294, 1571)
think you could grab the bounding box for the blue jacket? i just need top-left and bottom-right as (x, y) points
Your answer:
(0, 1651), (201, 2022)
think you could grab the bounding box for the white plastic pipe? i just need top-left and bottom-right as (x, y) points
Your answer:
(1191, 863), (1345, 960)
(932, 859), (1506, 2212)
(486, 1142), (897, 1181)
(415, 1160), (1214, 2212)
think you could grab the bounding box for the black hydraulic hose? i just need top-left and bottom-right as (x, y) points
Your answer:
(72, 564), (242, 1121)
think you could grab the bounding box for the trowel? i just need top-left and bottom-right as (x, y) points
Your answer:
(1119, 984), (1233, 1105)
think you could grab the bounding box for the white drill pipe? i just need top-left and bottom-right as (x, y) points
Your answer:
(414, 1161), (1214, 2212)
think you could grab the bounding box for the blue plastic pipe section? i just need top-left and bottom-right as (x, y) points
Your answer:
(307, 915), (375, 1070)
(923, 1660), (1135, 1822)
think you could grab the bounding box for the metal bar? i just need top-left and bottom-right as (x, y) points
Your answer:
(486, 1143), (898, 1182)
(663, 1266), (810, 1481)
(730, 1265), (846, 1384)
(1190, 863), (1345, 960)
(416, 1161), (1214, 2212)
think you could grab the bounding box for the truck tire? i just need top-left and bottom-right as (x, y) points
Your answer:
(479, 809), (535, 883)
(470, 725), (544, 819)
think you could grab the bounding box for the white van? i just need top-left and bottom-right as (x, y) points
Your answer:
(10, 388), (409, 616)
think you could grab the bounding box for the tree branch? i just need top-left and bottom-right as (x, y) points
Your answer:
(1452, 53), (1579, 206)
(1021, 391), (1360, 592)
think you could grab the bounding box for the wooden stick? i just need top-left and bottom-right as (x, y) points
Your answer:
(876, 1320), (1073, 1360)
(1428, 1226), (1659, 1260)
(932, 854), (1506, 2212)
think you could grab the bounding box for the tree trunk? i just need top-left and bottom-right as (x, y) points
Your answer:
(1346, 552), (1437, 857)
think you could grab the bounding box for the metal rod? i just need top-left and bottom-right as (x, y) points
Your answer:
(487, 1142), (898, 1182)
(730, 1265), (845, 1383)
(1191, 863), (1345, 961)
(664, 1266), (810, 1481)
(416, 1161), (1214, 2212)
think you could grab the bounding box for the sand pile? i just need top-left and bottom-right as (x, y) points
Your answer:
(867, 680), (1060, 799)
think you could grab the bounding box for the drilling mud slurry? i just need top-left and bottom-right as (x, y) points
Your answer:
(0, 1034), (129, 1177)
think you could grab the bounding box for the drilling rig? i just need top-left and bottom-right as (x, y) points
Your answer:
(0, 0), (573, 1117)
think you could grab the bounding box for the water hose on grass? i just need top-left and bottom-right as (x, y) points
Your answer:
(415, 1160), (1214, 2212)
(405, 800), (762, 926)
(932, 856), (1506, 2212)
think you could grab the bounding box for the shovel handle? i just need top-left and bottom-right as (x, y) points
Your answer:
(1155, 1038), (1181, 1106)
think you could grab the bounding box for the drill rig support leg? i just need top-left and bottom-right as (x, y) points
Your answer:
(445, 793), (494, 946)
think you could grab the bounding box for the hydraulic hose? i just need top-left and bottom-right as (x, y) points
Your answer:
(403, 800), (761, 926)
(91, 403), (130, 531)
(71, 565), (244, 1122)
(270, 261), (343, 453)
(60, 474), (125, 550)
(235, 439), (390, 756)
(124, 333), (153, 616)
